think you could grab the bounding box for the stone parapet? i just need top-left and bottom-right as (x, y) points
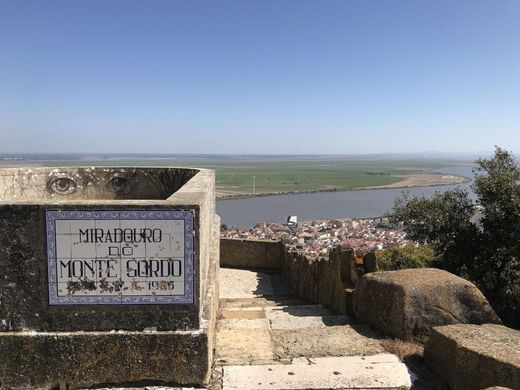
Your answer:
(280, 246), (359, 315)
(220, 238), (283, 270)
(0, 167), (219, 388)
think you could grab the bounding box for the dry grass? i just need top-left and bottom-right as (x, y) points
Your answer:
(381, 338), (448, 390)
(380, 338), (424, 362)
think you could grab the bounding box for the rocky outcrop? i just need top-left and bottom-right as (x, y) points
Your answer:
(425, 324), (520, 390)
(353, 268), (500, 341)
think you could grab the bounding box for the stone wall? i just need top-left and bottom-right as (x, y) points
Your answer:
(220, 238), (284, 270)
(219, 239), (377, 315)
(280, 247), (361, 315)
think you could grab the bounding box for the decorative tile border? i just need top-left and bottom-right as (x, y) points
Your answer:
(46, 209), (195, 305)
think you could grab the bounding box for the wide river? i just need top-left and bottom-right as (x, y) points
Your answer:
(216, 165), (476, 227)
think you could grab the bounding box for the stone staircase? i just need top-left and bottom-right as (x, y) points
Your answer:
(214, 268), (414, 390)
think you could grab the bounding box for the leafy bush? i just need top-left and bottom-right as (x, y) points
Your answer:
(389, 147), (520, 327)
(377, 244), (437, 271)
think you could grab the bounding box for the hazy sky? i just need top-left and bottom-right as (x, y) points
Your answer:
(1, 1), (519, 154)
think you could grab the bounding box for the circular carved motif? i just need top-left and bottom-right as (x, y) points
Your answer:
(48, 177), (77, 195)
(107, 176), (132, 195)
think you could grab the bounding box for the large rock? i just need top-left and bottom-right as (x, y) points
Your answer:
(353, 268), (500, 341)
(424, 324), (520, 390)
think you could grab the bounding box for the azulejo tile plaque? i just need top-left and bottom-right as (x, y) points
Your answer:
(46, 210), (194, 305)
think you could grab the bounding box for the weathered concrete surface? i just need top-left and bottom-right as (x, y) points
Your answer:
(0, 168), (215, 332)
(482, 387), (515, 390)
(222, 354), (413, 390)
(197, 215), (220, 384)
(220, 238), (283, 270)
(219, 296), (307, 309)
(83, 387), (203, 390)
(217, 269), (385, 365)
(424, 324), (520, 390)
(216, 268), (411, 389)
(266, 305), (349, 330)
(216, 269), (286, 366)
(353, 268), (501, 341)
(219, 268), (287, 299)
(0, 330), (210, 389)
(0, 167), (198, 201)
(216, 318), (274, 365)
(271, 326), (386, 359)
(0, 216), (220, 389)
(0, 167), (220, 388)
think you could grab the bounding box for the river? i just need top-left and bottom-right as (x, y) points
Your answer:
(216, 165), (476, 227)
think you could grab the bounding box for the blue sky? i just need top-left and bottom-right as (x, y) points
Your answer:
(1, 0), (519, 154)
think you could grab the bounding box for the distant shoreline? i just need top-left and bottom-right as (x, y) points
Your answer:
(216, 174), (471, 200)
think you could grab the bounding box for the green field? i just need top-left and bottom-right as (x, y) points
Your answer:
(43, 157), (461, 196)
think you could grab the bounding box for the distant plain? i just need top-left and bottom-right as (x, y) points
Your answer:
(23, 155), (471, 198)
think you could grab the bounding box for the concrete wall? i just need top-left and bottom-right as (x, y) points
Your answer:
(220, 238), (284, 270)
(173, 168), (216, 315)
(0, 167), (216, 333)
(0, 167), (220, 388)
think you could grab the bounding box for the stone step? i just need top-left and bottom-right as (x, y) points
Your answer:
(220, 298), (324, 313)
(216, 303), (382, 365)
(220, 304), (351, 330)
(221, 303), (325, 313)
(222, 354), (414, 390)
(271, 325), (385, 359)
(80, 387), (203, 390)
(220, 296), (309, 309)
(219, 269), (288, 299)
(221, 304), (329, 317)
(264, 305), (351, 330)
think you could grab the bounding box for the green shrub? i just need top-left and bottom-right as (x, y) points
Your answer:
(389, 147), (520, 327)
(377, 244), (437, 271)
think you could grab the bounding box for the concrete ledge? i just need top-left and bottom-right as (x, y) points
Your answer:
(0, 330), (209, 389)
(424, 324), (520, 390)
(220, 238), (283, 270)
